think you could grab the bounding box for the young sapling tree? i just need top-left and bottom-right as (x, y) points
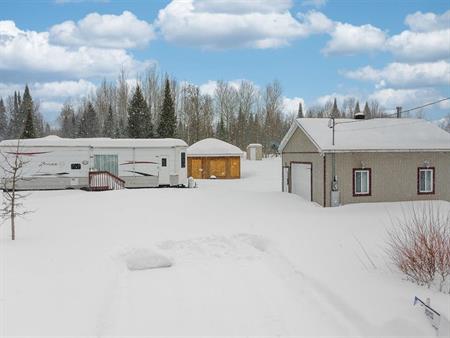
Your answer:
(0, 139), (31, 240)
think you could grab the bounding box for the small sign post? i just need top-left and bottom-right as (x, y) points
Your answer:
(414, 296), (440, 330)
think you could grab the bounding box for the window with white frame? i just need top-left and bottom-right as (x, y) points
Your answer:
(418, 168), (434, 194)
(354, 169), (371, 196)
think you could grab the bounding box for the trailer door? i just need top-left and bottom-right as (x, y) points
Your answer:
(159, 155), (169, 185)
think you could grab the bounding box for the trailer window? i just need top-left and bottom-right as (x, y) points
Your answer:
(71, 163), (81, 170)
(161, 158), (167, 167)
(181, 152), (186, 168)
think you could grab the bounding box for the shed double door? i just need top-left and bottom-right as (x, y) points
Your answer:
(290, 163), (312, 201)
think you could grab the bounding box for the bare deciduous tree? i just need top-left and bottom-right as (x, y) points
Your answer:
(0, 140), (31, 240)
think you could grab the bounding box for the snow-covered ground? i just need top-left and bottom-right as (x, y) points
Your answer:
(1, 157), (449, 337)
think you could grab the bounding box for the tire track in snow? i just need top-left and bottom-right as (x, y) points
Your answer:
(244, 236), (370, 336)
(95, 234), (370, 336)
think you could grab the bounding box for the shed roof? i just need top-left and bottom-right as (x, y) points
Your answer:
(247, 143), (262, 148)
(187, 138), (243, 157)
(0, 135), (188, 148)
(279, 118), (450, 153)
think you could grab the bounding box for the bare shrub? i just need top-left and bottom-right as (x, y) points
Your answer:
(387, 203), (450, 292)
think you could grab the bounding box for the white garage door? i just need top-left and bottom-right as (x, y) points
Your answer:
(290, 163), (312, 201)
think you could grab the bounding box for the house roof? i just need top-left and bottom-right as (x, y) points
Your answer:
(279, 118), (450, 153)
(0, 135), (188, 148)
(188, 138), (243, 157)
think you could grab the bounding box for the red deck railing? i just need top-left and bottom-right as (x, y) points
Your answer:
(88, 171), (125, 191)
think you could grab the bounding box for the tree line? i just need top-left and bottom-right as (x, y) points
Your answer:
(1, 68), (448, 152)
(57, 68), (295, 153)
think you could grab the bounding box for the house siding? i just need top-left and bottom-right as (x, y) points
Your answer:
(281, 128), (325, 206)
(333, 152), (450, 205)
(282, 126), (450, 206)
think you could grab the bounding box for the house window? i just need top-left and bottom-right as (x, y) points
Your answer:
(418, 167), (434, 194)
(353, 169), (371, 196)
(181, 152), (186, 168)
(161, 158), (167, 167)
(71, 163), (81, 170)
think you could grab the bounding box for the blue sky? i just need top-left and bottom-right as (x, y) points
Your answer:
(0, 0), (449, 122)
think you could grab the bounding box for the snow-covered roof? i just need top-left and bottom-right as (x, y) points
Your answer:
(279, 118), (450, 153)
(0, 135), (188, 148)
(188, 138), (243, 157)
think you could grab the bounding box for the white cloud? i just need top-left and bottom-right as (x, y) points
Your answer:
(198, 79), (248, 96)
(0, 80), (98, 121)
(199, 80), (219, 96)
(32, 80), (97, 99)
(386, 29), (450, 62)
(368, 87), (450, 110)
(321, 9), (449, 61)
(39, 101), (64, 120)
(283, 96), (305, 115)
(0, 20), (153, 80)
(49, 11), (155, 49)
(344, 61), (450, 88)
(316, 93), (360, 107)
(323, 22), (387, 55)
(405, 10), (450, 32)
(296, 10), (334, 34)
(156, 0), (331, 49)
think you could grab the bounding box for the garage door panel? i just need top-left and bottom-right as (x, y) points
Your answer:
(290, 163), (312, 201)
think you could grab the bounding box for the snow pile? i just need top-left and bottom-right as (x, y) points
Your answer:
(188, 138), (243, 157)
(122, 248), (172, 271)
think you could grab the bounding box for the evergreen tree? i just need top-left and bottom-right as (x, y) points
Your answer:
(0, 98), (7, 140)
(297, 102), (304, 118)
(22, 109), (35, 138)
(354, 101), (361, 116)
(21, 85), (36, 139)
(8, 92), (22, 138)
(216, 115), (226, 140)
(103, 105), (115, 138)
(363, 102), (371, 119)
(78, 102), (99, 137)
(157, 78), (176, 138)
(127, 84), (151, 138)
(331, 98), (339, 118)
(143, 105), (153, 138)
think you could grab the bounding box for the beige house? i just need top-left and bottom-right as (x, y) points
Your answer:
(279, 118), (450, 207)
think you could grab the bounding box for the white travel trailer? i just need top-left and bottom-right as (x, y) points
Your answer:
(0, 136), (188, 190)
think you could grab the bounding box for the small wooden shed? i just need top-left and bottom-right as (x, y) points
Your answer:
(187, 138), (243, 179)
(246, 144), (263, 160)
